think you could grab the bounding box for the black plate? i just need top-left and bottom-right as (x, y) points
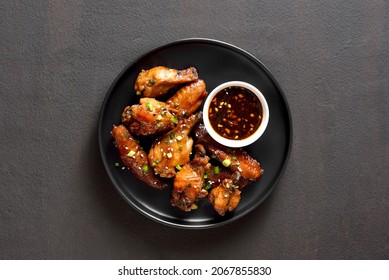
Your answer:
(98, 38), (292, 229)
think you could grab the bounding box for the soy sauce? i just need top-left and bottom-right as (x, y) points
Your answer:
(208, 86), (262, 140)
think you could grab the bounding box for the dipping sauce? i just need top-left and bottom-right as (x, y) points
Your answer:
(208, 86), (262, 140)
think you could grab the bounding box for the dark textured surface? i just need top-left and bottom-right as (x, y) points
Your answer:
(1, 0), (388, 259)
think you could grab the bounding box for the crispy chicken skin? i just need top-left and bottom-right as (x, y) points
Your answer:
(194, 124), (263, 181)
(121, 98), (175, 136)
(135, 66), (198, 98)
(148, 112), (202, 178)
(166, 80), (207, 117)
(112, 125), (167, 189)
(171, 145), (210, 212)
(208, 178), (241, 216)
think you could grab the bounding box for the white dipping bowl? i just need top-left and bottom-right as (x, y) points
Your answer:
(203, 81), (269, 148)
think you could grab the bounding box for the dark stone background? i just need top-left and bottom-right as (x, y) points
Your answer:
(1, 0), (388, 259)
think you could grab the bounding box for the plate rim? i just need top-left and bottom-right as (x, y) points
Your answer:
(98, 38), (293, 229)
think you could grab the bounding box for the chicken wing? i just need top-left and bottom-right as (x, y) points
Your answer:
(121, 98), (175, 136)
(166, 79), (207, 117)
(135, 66), (198, 98)
(148, 112), (202, 178)
(204, 167), (251, 190)
(194, 124), (263, 181)
(208, 178), (241, 216)
(112, 125), (167, 189)
(171, 144), (210, 212)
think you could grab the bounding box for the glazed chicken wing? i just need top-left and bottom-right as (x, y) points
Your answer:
(194, 124), (263, 181)
(171, 145), (210, 212)
(148, 112), (202, 178)
(205, 167), (251, 190)
(121, 98), (175, 136)
(111, 125), (167, 189)
(135, 66), (198, 98)
(166, 79), (207, 117)
(208, 178), (241, 216)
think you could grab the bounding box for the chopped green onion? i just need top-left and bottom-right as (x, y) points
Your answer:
(222, 159), (231, 167)
(136, 91), (142, 96)
(141, 165), (149, 173)
(148, 78), (155, 84)
(157, 122), (162, 127)
(211, 154), (216, 159)
(114, 162), (120, 167)
(151, 162), (157, 167)
(205, 183), (212, 190)
(214, 166), (220, 174)
(170, 116), (178, 124)
(233, 185), (239, 189)
(170, 132), (175, 139)
(146, 102), (154, 111)
(127, 150), (136, 158)
(176, 165), (182, 171)
(191, 204), (198, 210)
(232, 156), (238, 160)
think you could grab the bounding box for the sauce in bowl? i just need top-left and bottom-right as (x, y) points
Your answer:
(203, 81), (269, 148)
(208, 86), (262, 140)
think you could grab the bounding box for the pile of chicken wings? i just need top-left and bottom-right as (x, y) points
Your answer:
(111, 66), (263, 216)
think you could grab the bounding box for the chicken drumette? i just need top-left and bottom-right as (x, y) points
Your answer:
(171, 144), (210, 212)
(134, 66), (198, 98)
(194, 124), (263, 181)
(121, 98), (175, 136)
(166, 79), (207, 117)
(208, 178), (241, 216)
(148, 112), (202, 178)
(111, 125), (167, 189)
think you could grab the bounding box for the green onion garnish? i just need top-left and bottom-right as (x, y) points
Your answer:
(146, 102), (154, 111)
(142, 165), (149, 173)
(127, 150), (136, 158)
(222, 159), (231, 167)
(170, 116), (178, 124)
